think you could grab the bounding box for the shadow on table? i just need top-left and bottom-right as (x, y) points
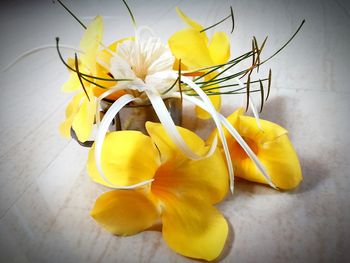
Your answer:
(215, 220), (234, 263)
(258, 94), (291, 128)
(292, 156), (329, 194)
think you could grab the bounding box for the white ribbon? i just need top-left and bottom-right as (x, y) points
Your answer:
(144, 87), (218, 160)
(233, 76), (262, 130)
(216, 69), (262, 129)
(95, 85), (129, 126)
(179, 75), (235, 193)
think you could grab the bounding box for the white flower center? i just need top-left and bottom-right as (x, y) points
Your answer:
(110, 27), (176, 95)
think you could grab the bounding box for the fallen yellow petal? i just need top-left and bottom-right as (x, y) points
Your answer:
(161, 194), (228, 261)
(91, 189), (160, 236)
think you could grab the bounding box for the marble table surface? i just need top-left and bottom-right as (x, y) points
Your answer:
(0, 0), (349, 262)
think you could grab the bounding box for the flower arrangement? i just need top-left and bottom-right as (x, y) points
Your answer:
(55, 0), (304, 261)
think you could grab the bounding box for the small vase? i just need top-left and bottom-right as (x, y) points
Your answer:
(72, 97), (182, 147)
(102, 97), (182, 134)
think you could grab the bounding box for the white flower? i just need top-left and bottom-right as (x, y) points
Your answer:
(110, 27), (176, 96)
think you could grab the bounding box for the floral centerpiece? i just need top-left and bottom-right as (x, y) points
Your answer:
(54, 0), (304, 260)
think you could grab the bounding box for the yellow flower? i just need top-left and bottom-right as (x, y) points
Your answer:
(212, 108), (302, 190)
(87, 122), (229, 261)
(59, 16), (126, 142)
(59, 16), (103, 142)
(168, 8), (230, 119)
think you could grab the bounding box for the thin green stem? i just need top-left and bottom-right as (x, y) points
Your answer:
(260, 19), (305, 66)
(200, 14), (231, 33)
(192, 50), (254, 81)
(230, 6), (235, 33)
(56, 0), (87, 29)
(56, 37), (132, 82)
(266, 69), (272, 101)
(245, 74), (251, 111)
(121, 0), (137, 27)
(178, 59), (183, 102)
(186, 89), (262, 96)
(259, 79), (264, 112)
(199, 78), (269, 92)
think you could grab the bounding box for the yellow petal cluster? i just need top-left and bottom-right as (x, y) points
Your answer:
(59, 16), (127, 142)
(168, 8), (230, 119)
(87, 122), (229, 261)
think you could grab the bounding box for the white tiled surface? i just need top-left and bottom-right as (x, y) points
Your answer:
(0, 0), (349, 262)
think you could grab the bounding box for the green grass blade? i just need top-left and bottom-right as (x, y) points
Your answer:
(56, 0), (87, 29)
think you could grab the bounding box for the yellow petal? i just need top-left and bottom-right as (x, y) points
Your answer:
(195, 73), (222, 119)
(209, 32), (230, 65)
(172, 57), (189, 71)
(175, 7), (204, 32)
(59, 93), (84, 138)
(80, 15), (103, 51)
(161, 195), (228, 261)
(61, 73), (82, 92)
(195, 92), (221, 119)
(226, 107), (245, 124)
(87, 131), (160, 187)
(65, 93), (84, 118)
(66, 57), (78, 70)
(146, 122), (209, 164)
(168, 28), (212, 69)
(147, 121), (229, 204)
(96, 37), (131, 68)
(93, 63), (117, 89)
(152, 150), (228, 205)
(93, 87), (126, 101)
(235, 134), (302, 190)
(71, 95), (96, 142)
(237, 112), (288, 144)
(80, 15), (103, 70)
(91, 190), (160, 236)
(96, 41), (118, 68)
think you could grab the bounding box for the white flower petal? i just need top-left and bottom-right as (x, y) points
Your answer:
(110, 29), (175, 95)
(145, 71), (177, 94)
(110, 55), (136, 80)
